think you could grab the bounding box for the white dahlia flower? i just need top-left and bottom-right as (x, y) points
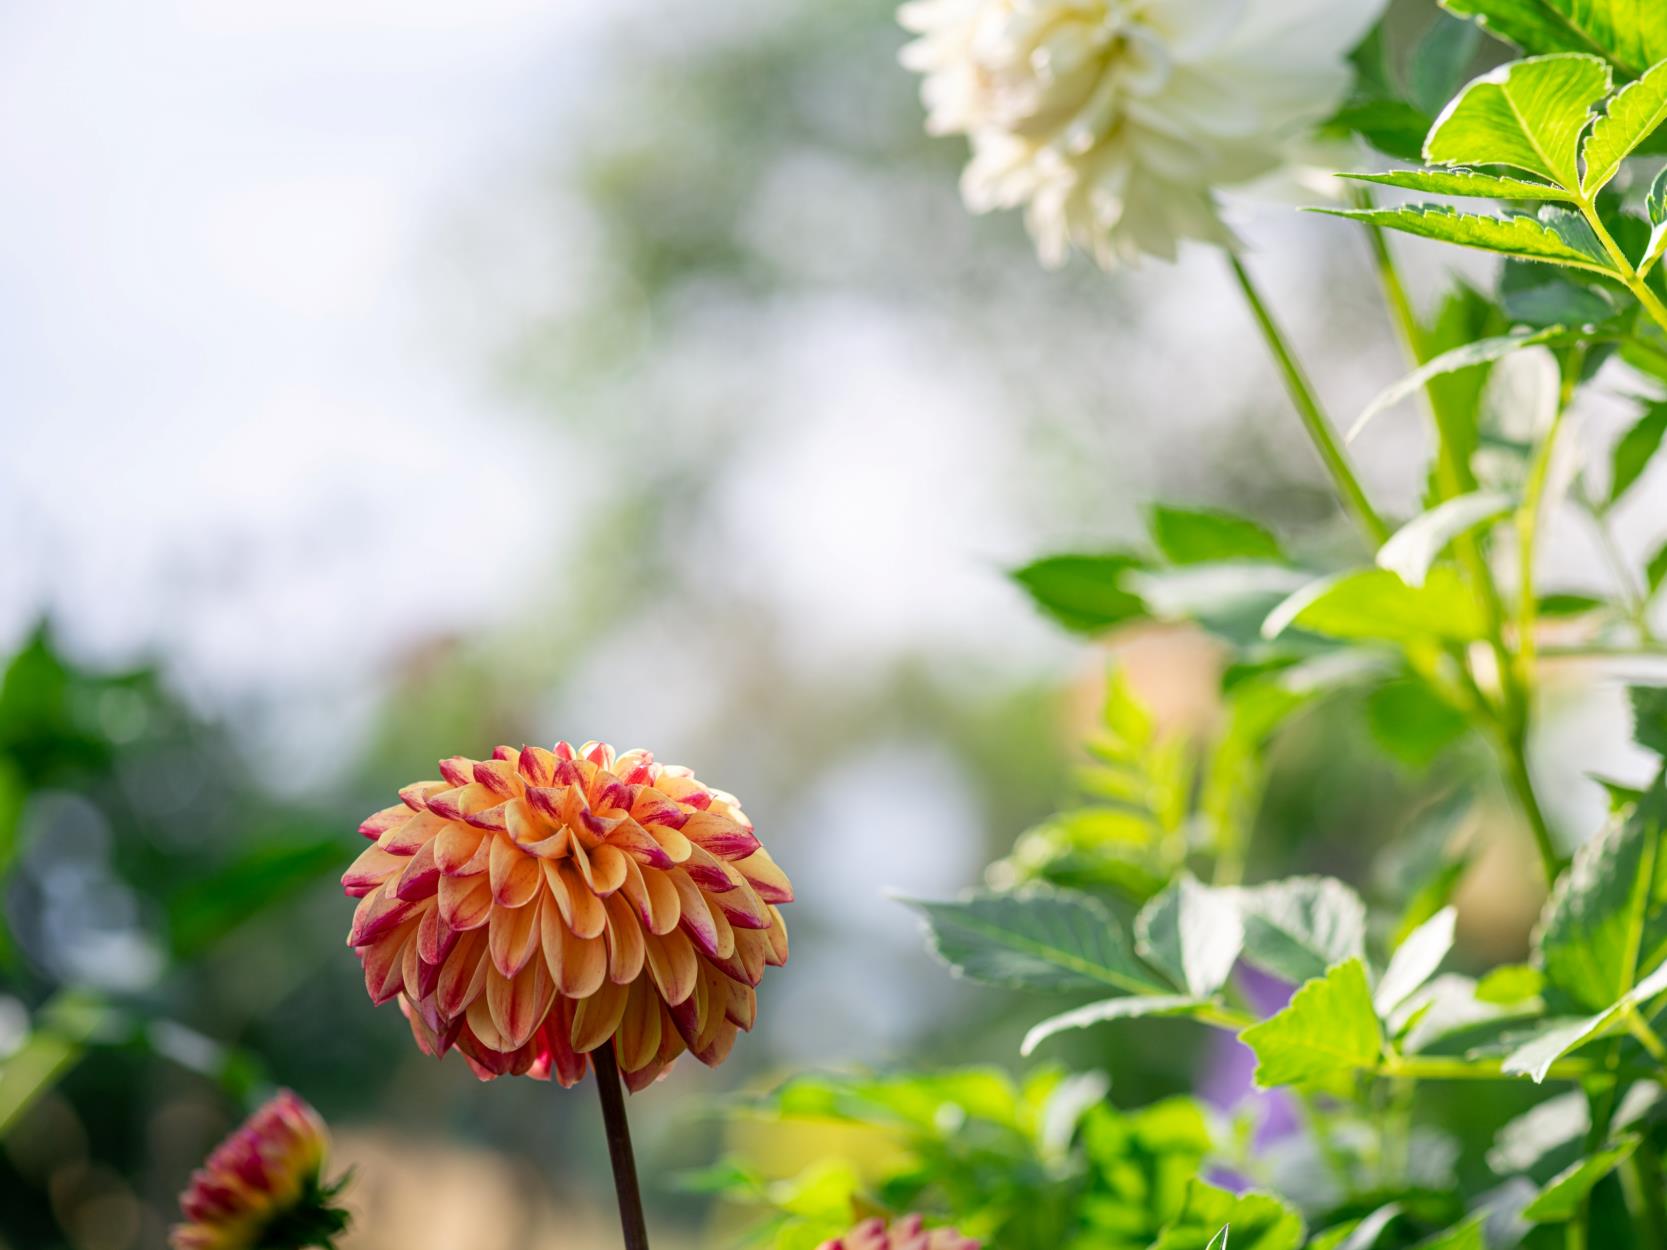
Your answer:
(899, 0), (1387, 266)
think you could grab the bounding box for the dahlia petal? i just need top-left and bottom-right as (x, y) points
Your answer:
(488, 959), (555, 1050)
(434, 821), (488, 875)
(553, 740), (576, 761)
(570, 977), (630, 1052)
(559, 929), (607, 999)
(435, 929), (490, 1017)
(680, 843), (734, 891)
(359, 803), (410, 839)
(604, 894), (647, 984)
(710, 866), (771, 930)
(629, 790), (687, 831)
(644, 928), (699, 1007)
(401, 929), (425, 999)
(621, 860), (682, 936)
(670, 872), (721, 958)
(438, 872), (493, 931)
(726, 981), (757, 1031)
(616, 979), (662, 1072)
(682, 810), (761, 860)
(379, 808), (443, 855)
(592, 776), (631, 815)
(489, 834), (542, 907)
(693, 1018), (739, 1068)
(604, 821), (675, 870)
(417, 905), (459, 965)
(348, 887), (415, 946)
(621, 1057), (670, 1092)
(614, 749), (653, 786)
(465, 800), (512, 832)
(438, 756), (475, 787)
(523, 784), (567, 824)
(666, 969), (707, 1049)
(394, 839), (441, 901)
(466, 992), (506, 1053)
(505, 798), (555, 850)
(399, 780), (447, 811)
(764, 907), (789, 966)
(735, 847), (794, 904)
(543, 999), (591, 1087)
(428, 782), (495, 823)
(362, 922), (414, 1004)
(342, 844), (403, 897)
(581, 740), (614, 770)
(472, 758), (519, 798)
(488, 895), (542, 977)
(518, 745), (557, 787)
(706, 894), (736, 960)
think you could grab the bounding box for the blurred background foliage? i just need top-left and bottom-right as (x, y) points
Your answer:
(4, 0), (1664, 1247)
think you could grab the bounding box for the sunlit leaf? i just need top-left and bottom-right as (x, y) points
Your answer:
(1263, 567), (1486, 645)
(1522, 1134), (1640, 1221)
(1378, 492), (1513, 587)
(1441, 1), (1667, 79)
(1135, 874), (1244, 998)
(1011, 553), (1147, 634)
(1021, 993), (1212, 1056)
(1148, 506), (1284, 566)
(1236, 877), (1367, 985)
(1349, 328), (1571, 443)
(1240, 959), (1383, 1087)
(1584, 60), (1667, 192)
(1425, 55), (1611, 188)
(1150, 1180), (1304, 1250)
(1344, 169), (1572, 200)
(1316, 206), (1615, 273)
(1375, 907), (1458, 1017)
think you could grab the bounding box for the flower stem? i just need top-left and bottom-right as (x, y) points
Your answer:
(1227, 253), (1390, 546)
(593, 1046), (651, 1250)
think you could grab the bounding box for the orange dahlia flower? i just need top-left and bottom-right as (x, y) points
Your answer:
(170, 1090), (348, 1250)
(344, 741), (792, 1089)
(818, 1215), (979, 1250)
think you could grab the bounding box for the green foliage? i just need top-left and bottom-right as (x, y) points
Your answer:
(1424, 55), (1611, 189)
(1239, 959), (1384, 1088)
(1012, 553), (1148, 634)
(1150, 1181), (1303, 1250)
(1148, 507), (1285, 566)
(1441, 0), (1667, 78)
(1263, 567), (1486, 645)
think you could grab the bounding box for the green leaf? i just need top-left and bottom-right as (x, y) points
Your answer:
(1366, 679), (1471, 771)
(1151, 1180), (1304, 1250)
(1316, 205), (1616, 272)
(1020, 993), (1213, 1056)
(1376, 907), (1458, 1017)
(1646, 168), (1667, 273)
(1263, 567), (1486, 645)
(1236, 877), (1368, 985)
(1537, 778), (1667, 1011)
(1425, 55), (1612, 188)
(904, 887), (1169, 996)
(1647, 539), (1667, 592)
(167, 834), (345, 958)
(1607, 402), (1667, 506)
(1378, 491), (1514, 587)
(1349, 328), (1574, 443)
(1502, 958), (1667, 1079)
(1344, 169), (1573, 200)
(1440, 1), (1667, 80)
(1414, 16), (1486, 116)
(1148, 506), (1284, 566)
(1309, 1206), (1402, 1250)
(1239, 959), (1384, 1088)
(1584, 61), (1667, 192)
(1522, 1133), (1640, 1221)
(1011, 553), (1147, 634)
(1500, 260), (1617, 326)
(1477, 963), (1547, 1003)
(1634, 687), (1667, 755)
(1205, 1231), (1229, 1250)
(1412, 1215), (1486, 1250)
(1135, 874), (1244, 998)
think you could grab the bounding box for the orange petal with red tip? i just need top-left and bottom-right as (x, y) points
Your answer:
(644, 928), (699, 1006)
(465, 801), (512, 832)
(630, 789), (686, 829)
(570, 977), (630, 1052)
(438, 873), (493, 931)
(726, 981), (757, 1031)
(434, 822), (487, 875)
(359, 803), (410, 839)
(711, 868), (771, 930)
(418, 905), (458, 966)
(489, 835), (541, 908)
(343, 845), (403, 897)
(586, 844), (628, 896)
(735, 847), (793, 904)
(620, 861), (681, 936)
(487, 959), (555, 1050)
(604, 821), (674, 870)
(394, 840), (441, 901)
(438, 756), (475, 786)
(380, 808), (442, 856)
(488, 896), (541, 977)
(559, 929), (607, 999)
(435, 930), (489, 1017)
(518, 745), (556, 787)
(643, 822), (693, 864)
(616, 980), (662, 1072)
(349, 886), (414, 946)
(670, 873), (721, 958)
(682, 810), (760, 860)
(429, 782), (496, 823)
(693, 1018), (739, 1068)
(399, 780), (448, 811)
(763, 906), (789, 965)
(603, 894), (646, 984)
(466, 992), (505, 1053)
(705, 891), (736, 960)
(362, 922), (414, 1004)
(473, 759), (519, 798)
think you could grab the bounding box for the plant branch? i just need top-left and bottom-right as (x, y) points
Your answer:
(593, 1045), (651, 1250)
(1228, 253), (1390, 545)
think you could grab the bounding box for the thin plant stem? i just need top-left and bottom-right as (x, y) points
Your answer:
(1515, 366), (1577, 679)
(1227, 253), (1390, 545)
(593, 1045), (651, 1250)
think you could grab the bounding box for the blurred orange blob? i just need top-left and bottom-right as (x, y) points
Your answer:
(818, 1215), (979, 1250)
(343, 741), (792, 1090)
(170, 1090), (345, 1250)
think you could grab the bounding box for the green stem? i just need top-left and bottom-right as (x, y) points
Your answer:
(1516, 361), (1577, 680)
(1228, 254), (1390, 545)
(1498, 719), (1565, 885)
(1580, 201), (1667, 338)
(1622, 1140), (1667, 1250)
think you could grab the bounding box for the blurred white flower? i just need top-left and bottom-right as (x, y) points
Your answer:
(899, 0), (1386, 266)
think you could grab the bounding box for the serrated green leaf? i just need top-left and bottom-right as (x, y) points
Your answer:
(1379, 491), (1514, 587)
(1503, 958), (1667, 1079)
(1366, 679), (1471, 771)
(1148, 505), (1284, 566)
(1020, 993), (1212, 1056)
(1646, 167), (1667, 273)
(1263, 567), (1486, 645)
(1344, 169), (1573, 200)
(1607, 402), (1667, 506)
(1537, 778), (1667, 1011)
(1584, 61), (1667, 192)
(1240, 959), (1384, 1087)
(1412, 1214), (1486, 1250)
(1350, 328), (1573, 443)
(1426, 55), (1611, 188)
(1151, 1181), (1304, 1250)
(1317, 205), (1616, 272)
(1376, 907), (1458, 1017)
(1011, 553), (1147, 634)
(1522, 1133), (1640, 1221)
(1441, 1), (1667, 79)
(904, 887), (1169, 996)
(1236, 877), (1367, 985)
(1135, 874), (1244, 998)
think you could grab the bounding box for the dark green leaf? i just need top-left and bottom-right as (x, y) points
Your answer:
(1522, 1134), (1640, 1221)
(1366, 679), (1471, 771)
(1236, 876), (1368, 984)
(1135, 874), (1244, 998)
(1413, 16), (1485, 116)
(1607, 402), (1667, 506)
